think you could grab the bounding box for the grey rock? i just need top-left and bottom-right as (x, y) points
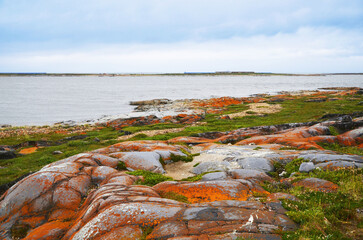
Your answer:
(201, 172), (228, 181)
(258, 224), (279, 233)
(0, 150), (16, 160)
(299, 162), (315, 172)
(299, 153), (363, 163)
(52, 151), (63, 155)
(192, 161), (231, 175)
(316, 161), (359, 170)
(237, 157), (274, 172)
(229, 169), (272, 182)
(120, 152), (166, 173)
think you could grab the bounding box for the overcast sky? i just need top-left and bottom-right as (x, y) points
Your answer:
(0, 0), (362, 73)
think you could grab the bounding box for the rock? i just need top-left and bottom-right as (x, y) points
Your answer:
(298, 153), (362, 164)
(94, 137), (100, 142)
(69, 202), (184, 240)
(192, 162), (232, 175)
(299, 162), (315, 172)
(23, 221), (71, 240)
(315, 161), (359, 170)
(92, 225), (143, 240)
(148, 221), (188, 239)
(153, 180), (251, 203)
(237, 157), (274, 172)
(201, 172), (228, 181)
(52, 151), (63, 155)
(267, 193), (298, 202)
(229, 169), (273, 183)
(120, 152), (166, 173)
(118, 130), (132, 135)
(0, 150), (16, 160)
(293, 178), (339, 193)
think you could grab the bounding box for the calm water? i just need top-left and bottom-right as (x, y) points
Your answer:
(0, 75), (362, 126)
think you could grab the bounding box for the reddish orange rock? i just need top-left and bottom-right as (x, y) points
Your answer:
(153, 180), (251, 203)
(19, 147), (39, 154)
(93, 225), (143, 240)
(23, 221), (71, 240)
(147, 221), (188, 239)
(293, 178), (339, 193)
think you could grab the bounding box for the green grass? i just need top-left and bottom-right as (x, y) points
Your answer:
(329, 126), (340, 136)
(284, 158), (309, 177)
(170, 153), (193, 163)
(263, 167), (362, 240)
(122, 123), (183, 133)
(317, 142), (363, 155)
(137, 94), (363, 141)
(126, 170), (173, 186)
(0, 127), (122, 185)
(159, 191), (190, 203)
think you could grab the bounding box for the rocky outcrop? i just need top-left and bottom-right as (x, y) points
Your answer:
(0, 140), (304, 240)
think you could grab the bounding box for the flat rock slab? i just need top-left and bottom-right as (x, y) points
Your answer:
(229, 169), (273, 183)
(316, 161), (361, 170)
(293, 178), (339, 193)
(298, 153), (363, 164)
(237, 157), (274, 172)
(201, 172), (228, 181)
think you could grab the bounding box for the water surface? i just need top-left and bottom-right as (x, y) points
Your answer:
(0, 75), (362, 126)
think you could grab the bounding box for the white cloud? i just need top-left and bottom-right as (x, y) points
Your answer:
(0, 27), (362, 73)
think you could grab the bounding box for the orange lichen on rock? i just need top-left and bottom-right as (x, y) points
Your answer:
(293, 178), (339, 193)
(19, 147), (39, 154)
(23, 221), (72, 240)
(192, 97), (244, 108)
(153, 181), (251, 204)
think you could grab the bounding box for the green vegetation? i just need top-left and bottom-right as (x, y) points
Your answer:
(170, 153), (193, 163)
(126, 170), (173, 186)
(284, 158), (308, 177)
(0, 127), (123, 185)
(122, 123), (183, 133)
(116, 161), (127, 170)
(263, 167), (362, 240)
(329, 126), (340, 136)
(140, 226), (154, 240)
(137, 94), (363, 141)
(159, 191), (190, 203)
(317, 142), (363, 155)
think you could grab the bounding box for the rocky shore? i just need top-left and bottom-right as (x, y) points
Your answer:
(0, 88), (362, 239)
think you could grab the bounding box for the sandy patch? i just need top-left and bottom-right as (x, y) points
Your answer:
(225, 103), (282, 119)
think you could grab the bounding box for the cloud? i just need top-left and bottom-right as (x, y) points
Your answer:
(1, 27), (362, 73)
(0, 1), (362, 72)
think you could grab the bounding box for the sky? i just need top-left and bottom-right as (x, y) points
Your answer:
(0, 0), (362, 73)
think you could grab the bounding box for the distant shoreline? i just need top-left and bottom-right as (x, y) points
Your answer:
(1, 72), (363, 77)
